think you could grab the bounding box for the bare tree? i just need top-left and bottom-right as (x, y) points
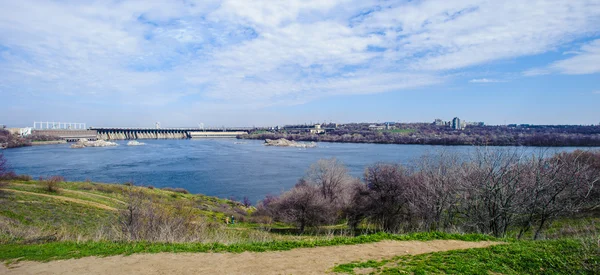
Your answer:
(304, 158), (353, 205)
(518, 151), (600, 239)
(458, 148), (528, 237)
(120, 185), (146, 240)
(358, 163), (415, 232)
(274, 181), (334, 233)
(258, 149), (599, 238)
(414, 152), (463, 231)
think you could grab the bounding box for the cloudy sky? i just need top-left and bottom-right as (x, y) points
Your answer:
(1, 0), (599, 127)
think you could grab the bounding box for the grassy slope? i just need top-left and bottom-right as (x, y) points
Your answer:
(0, 179), (254, 243)
(1, 179), (249, 219)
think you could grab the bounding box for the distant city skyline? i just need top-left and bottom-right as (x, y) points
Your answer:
(1, 1), (599, 127)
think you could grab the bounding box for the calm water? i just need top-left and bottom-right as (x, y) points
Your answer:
(1, 139), (585, 203)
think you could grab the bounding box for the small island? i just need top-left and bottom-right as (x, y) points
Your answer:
(264, 138), (317, 148)
(71, 139), (118, 149)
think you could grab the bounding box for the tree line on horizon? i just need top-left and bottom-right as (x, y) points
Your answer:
(254, 150), (600, 239)
(243, 124), (600, 147)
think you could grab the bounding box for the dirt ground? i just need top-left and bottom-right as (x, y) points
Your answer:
(1, 240), (501, 274)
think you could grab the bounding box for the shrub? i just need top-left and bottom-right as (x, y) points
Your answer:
(42, 176), (64, 192)
(242, 196), (252, 207)
(352, 163), (415, 233)
(118, 188), (202, 242)
(263, 150), (600, 238)
(0, 171), (32, 181)
(270, 181), (335, 233)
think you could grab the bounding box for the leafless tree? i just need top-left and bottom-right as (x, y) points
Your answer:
(458, 148), (528, 237)
(414, 152), (463, 231)
(357, 163), (415, 232)
(273, 181), (334, 233)
(120, 185), (146, 240)
(518, 151), (600, 239)
(258, 149), (600, 238)
(304, 158), (354, 205)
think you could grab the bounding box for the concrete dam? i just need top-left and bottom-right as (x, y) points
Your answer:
(92, 128), (249, 140)
(33, 128), (250, 141)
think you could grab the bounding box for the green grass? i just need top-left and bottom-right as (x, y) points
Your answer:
(0, 232), (496, 262)
(5, 183), (124, 209)
(0, 192), (115, 235)
(0, 179), (256, 245)
(333, 238), (600, 274)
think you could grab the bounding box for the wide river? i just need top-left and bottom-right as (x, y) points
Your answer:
(2, 139), (588, 203)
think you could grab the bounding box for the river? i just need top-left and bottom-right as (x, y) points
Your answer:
(1, 139), (588, 203)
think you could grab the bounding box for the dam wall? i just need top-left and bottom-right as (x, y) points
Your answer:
(189, 131), (248, 138)
(32, 130), (98, 142)
(97, 130), (189, 140)
(92, 128), (249, 140)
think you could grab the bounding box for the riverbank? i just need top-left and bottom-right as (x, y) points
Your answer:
(31, 140), (67, 146)
(240, 124), (600, 147)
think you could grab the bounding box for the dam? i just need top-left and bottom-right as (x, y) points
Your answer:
(28, 122), (255, 141)
(91, 127), (250, 140)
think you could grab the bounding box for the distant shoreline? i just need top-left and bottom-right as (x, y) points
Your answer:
(240, 135), (600, 147)
(30, 140), (67, 146)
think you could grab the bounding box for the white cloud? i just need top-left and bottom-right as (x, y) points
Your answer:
(524, 39), (600, 76)
(549, 39), (600, 74)
(0, 0), (599, 115)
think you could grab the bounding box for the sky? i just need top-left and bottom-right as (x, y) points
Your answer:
(0, 0), (599, 128)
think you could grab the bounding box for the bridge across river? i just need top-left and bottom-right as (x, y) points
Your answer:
(90, 127), (250, 140)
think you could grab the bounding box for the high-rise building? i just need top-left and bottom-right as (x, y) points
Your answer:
(452, 117), (462, 130)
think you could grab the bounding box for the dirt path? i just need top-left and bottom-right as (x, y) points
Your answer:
(1, 240), (501, 274)
(0, 189), (117, 211)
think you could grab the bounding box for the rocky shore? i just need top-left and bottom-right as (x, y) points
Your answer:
(71, 139), (118, 149)
(264, 138), (316, 148)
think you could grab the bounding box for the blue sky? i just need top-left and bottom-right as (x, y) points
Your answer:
(0, 0), (599, 127)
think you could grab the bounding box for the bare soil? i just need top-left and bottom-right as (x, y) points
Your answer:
(2, 240), (501, 274)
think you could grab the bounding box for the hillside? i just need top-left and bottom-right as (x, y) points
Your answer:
(0, 178), (598, 274)
(0, 178), (270, 245)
